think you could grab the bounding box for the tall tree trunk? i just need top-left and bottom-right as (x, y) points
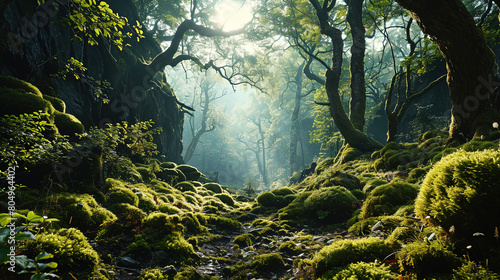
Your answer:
(308, 0), (382, 153)
(290, 62), (305, 177)
(396, 0), (499, 141)
(346, 0), (366, 131)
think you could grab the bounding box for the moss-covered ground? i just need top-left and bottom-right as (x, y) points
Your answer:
(3, 78), (500, 279)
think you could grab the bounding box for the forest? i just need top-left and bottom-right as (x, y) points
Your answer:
(1, 0), (500, 279)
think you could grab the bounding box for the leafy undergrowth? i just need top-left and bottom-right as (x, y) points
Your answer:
(2, 81), (500, 280)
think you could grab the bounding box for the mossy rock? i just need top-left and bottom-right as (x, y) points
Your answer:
(31, 228), (100, 276)
(176, 164), (201, 181)
(205, 214), (242, 232)
(271, 187), (295, 196)
(415, 149), (500, 243)
(233, 233), (255, 247)
(347, 215), (406, 236)
(418, 130), (441, 143)
(326, 262), (401, 280)
(43, 94), (66, 112)
(159, 168), (186, 184)
(203, 182), (223, 194)
(46, 193), (116, 231)
(181, 212), (205, 234)
(214, 193), (235, 207)
(106, 185), (140, 207)
(335, 146), (362, 164)
(361, 181), (419, 218)
(103, 203), (146, 231)
(250, 252), (285, 274)
(0, 83), (55, 117)
(278, 240), (305, 255)
(362, 179), (388, 194)
(396, 240), (462, 279)
(160, 162), (177, 169)
(304, 186), (357, 224)
(315, 158), (335, 174)
(256, 192), (278, 208)
(0, 75), (43, 96)
(313, 237), (396, 276)
(54, 110), (84, 135)
(175, 181), (197, 193)
(136, 192), (158, 212)
(135, 166), (157, 183)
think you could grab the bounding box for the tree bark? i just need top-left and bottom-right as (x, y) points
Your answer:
(396, 0), (499, 141)
(308, 0), (382, 153)
(346, 0), (366, 131)
(289, 62), (305, 176)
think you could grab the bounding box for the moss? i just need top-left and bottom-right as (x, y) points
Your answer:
(279, 240), (305, 255)
(418, 130), (441, 143)
(315, 158), (335, 174)
(350, 189), (364, 200)
(361, 181), (418, 218)
(362, 179), (388, 194)
(205, 214), (242, 232)
(176, 164), (201, 181)
(214, 193), (235, 207)
(181, 212), (205, 234)
(304, 186), (357, 224)
(53, 110), (84, 135)
(175, 181), (197, 193)
(136, 192), (158, 212)
(106, 185), (140, 207)
(160, 162), (177, 169)
(134, 166), (156, 183)
(271, 187), (296, 196)
(251, 252), (285, 273)
(396, 240), (462, 279)
(406, 166), (431, 184)
(313, 237), (396, 276)
(138, 268), (168, 280)
(256, 191), (290, 208)
(452, 261), (500, 279)
(174, 266), (218, 280)
(324, 262), (401, 280)
(159, 168), (186, 184)
(151, 232), (197, 264)
(0, 75), (43, 96)
(386, 226), (418, 244)
(415, 150), (500, 243)
(142, 213), (180, 238)
(202, 182), (223, 194)
(32, 228), (100, 276)
(99, 203), (145, 237)
(233, 233), (255, 247)
(0, 84), (55, 117)
(43, 94), (66, 112)
(335, 146), (363, 164)
(277, 191), (312, 222)
(347, 216), (406, 236)
(158, 203), (182, 215)
(46, 193), (116, 231)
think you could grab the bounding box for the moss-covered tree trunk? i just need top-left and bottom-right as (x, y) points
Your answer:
(346, 0), (366, 131)
(309, 0), (382, 153)
(396, 0), (499, 141)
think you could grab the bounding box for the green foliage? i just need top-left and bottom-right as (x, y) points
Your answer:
(214, 193), (235, 207)
(415, 150), (500, 242)
(313, 237), (396, 276)
(304, 186), (357, 224)
(396, 240), (462, 279)
(452, 261), (500, 280)
(0, 111), (70, 167)
(46, 193), (116, 231)
(323, 262), (401, 280)
(32, 228), (101, 275)
(53, 110), (84, 136)
(361, 181), (419, 218)
(203, 183), (223, 194)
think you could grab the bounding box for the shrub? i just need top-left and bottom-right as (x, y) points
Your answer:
(33, 228), (100, 275)
(175, 181), (197, 193)
(53, 110), (84, 136)
(324, 262), (401, 280)
(313, 237), (396, 276)
(46, 193), (116, 231)
(361, 181), (418, 218)
(415, 150), (500, 243)
(203, 183), (223, 194)
(304, 186), (357, 224)
(452, 261), (500, 280)
(396, 240), (462, 278)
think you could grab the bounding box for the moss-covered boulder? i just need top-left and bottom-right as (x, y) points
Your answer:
(203, 182), (223, 194)
(214, 193), (235, 207)
(46, 193), (116, 231)
(304, 186), (357, 224)
(328, 262), (401, 280)
(361, 181), (419, 218)
(43, 94), (66, 112)
(415, 150), (500, 243)
(54, 110), (84, 135)
(176, 164), (201, 181)
(0, 76), (55, 117)
(175, 181), (197, 193)
(313, 237), (396, 276)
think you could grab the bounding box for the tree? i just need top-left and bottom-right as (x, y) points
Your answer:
(395, 0), (500, 141)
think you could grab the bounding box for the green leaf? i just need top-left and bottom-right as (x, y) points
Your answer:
(37, 262), (58, 271)
(16, 255), (35, 270)
(35, 252), (54, 262)
(31, 273), (48, 280)
(0, 227), (10, 243)
(16, 231), (36, 241)
(0, 213), (11, 227)
(0, 245), (11, 263)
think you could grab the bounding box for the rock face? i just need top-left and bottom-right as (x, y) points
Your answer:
(0, 0), (184, 162)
